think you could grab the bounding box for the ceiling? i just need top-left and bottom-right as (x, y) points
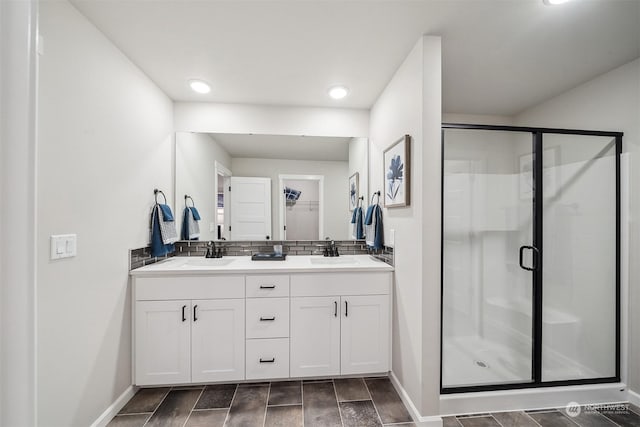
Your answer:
(210, 133), (351, 161)
(71, 0), (640, 116)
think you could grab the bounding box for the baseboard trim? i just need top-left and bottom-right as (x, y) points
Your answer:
(629, 389), (640, 407)
(90, 385), (137, 427)
(389, 371), (443, 426)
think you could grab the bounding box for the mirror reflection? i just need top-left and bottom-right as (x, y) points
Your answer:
(175, 132), (368, 241)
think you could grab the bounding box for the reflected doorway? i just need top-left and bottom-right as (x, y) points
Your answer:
(214, 161), (231, 240)
(279, 175), (324, 240)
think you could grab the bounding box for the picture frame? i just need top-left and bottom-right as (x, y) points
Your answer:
(383, 135), (411, 208)
(349, 172), (359, 211)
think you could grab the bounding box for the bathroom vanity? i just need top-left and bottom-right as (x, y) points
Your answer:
(130, 255), (393, 386)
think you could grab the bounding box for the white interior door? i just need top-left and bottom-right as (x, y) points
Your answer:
(230, 177), (272, 240)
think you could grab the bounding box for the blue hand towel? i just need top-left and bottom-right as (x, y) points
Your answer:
(365, 204), (383, 250)
(188, 206), (201, 221)
(351, 206), (365, 240)
(158, 203), (174, 221)
(157, 204), (178, 244)
(364, 205), (375, 225)
(181, 206), (201, 240)
(151, 206), (175, 257)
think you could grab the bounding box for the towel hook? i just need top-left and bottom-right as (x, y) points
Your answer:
(154, 188), (167, 205)
(185, 194), (195, 208)
(370, 191), (381, 204)
(357, 196), (364, 208)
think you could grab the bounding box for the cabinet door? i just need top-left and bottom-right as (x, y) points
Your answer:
(290, 296), (340, 377)
(135, 300), (191, 385)
(191, 299), (245, 382)
(341, 295), (390, 375)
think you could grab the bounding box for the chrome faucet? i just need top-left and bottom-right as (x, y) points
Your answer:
(205, 241), (222, 258)
(323, 240), (339, 257)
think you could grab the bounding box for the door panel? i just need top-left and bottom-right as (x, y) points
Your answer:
(191, 299), (245, 382)
(135, 300), (191, 385)
(290, 296), (340, 377)
(230, 177), (272, 240)
(541, 134), (617, 381)
(442, 128), (534, 388)
(340, 295), (389, 375)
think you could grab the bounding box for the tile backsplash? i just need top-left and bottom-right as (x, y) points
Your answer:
(129, 240), (394, 270)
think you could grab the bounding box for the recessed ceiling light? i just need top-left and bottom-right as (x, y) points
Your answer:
(189, 79), (211, 94)
(328, 85), (349, 100)
(543, 0), (571, 5)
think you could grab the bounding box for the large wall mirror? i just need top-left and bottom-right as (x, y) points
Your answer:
(175, 132), (368, 241)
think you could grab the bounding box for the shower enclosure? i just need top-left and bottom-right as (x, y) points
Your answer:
(441, 124), (621, 393)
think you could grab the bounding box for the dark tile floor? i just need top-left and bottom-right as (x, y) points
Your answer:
(108, 377), (415, 427)
(444, 403), (640, 427)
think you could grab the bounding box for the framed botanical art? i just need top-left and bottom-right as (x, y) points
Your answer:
(383, 135), (411, 208)
(349, 172), (359, 211)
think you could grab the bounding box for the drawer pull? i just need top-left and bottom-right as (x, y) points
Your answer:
(259, 357), (275, 363)
(259, 316), (276, 321)
(259, 284), (276, 289)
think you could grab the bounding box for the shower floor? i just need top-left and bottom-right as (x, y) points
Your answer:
(443, 335), (531, 388)
(442, 335), (593, 388)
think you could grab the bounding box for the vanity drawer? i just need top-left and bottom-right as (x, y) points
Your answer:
(135, 276), (245, 300)
(246, 338), (289, 380)
(290, 272), (391, 297)
(246, 275), (290, 298)
(246, 298), (289, 338)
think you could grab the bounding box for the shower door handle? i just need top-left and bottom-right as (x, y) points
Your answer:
(519, 245), (540, 271)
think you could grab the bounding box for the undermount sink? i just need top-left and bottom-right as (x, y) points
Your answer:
(309, 256), (358, 265)
(180, 258), (235, 267)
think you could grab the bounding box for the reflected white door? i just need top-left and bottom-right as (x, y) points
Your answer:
(230, 177), (272, 240)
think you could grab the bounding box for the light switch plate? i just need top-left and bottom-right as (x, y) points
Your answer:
(50, 234), (77, 260)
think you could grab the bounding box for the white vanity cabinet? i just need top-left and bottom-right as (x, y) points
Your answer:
(133, 275), (245, 386)
(132, 260), (392, 386)
(290, 272), (391, 377)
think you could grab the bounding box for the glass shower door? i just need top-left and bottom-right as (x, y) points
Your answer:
(541, 134), (618, 382)
(442, 128), (535, 388)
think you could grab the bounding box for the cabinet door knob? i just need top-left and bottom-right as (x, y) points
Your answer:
(259, 357), (275, 363)
(181, 305), (187, 322)
(193, 304), (198, 322)
(334, 301), (338, 317)
(345, 300), (348, 317)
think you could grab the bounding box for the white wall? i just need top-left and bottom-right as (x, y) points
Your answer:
(443, 113), (514, 126)
(37, 2), (174, 426)
(369, 35), (442, 417)
(515, 59), (640, 391)
(175, 133), (231, 241)
(174, 102), (369, 138)
(0, 0), (38, 425)
(232, 158), (349, 240)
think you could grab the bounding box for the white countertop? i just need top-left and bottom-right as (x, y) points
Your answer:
(130, 254), (394, 276)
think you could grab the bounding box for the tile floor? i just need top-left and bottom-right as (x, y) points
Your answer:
(443, 403), (640, 427)
(107, 377), (415, 427)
